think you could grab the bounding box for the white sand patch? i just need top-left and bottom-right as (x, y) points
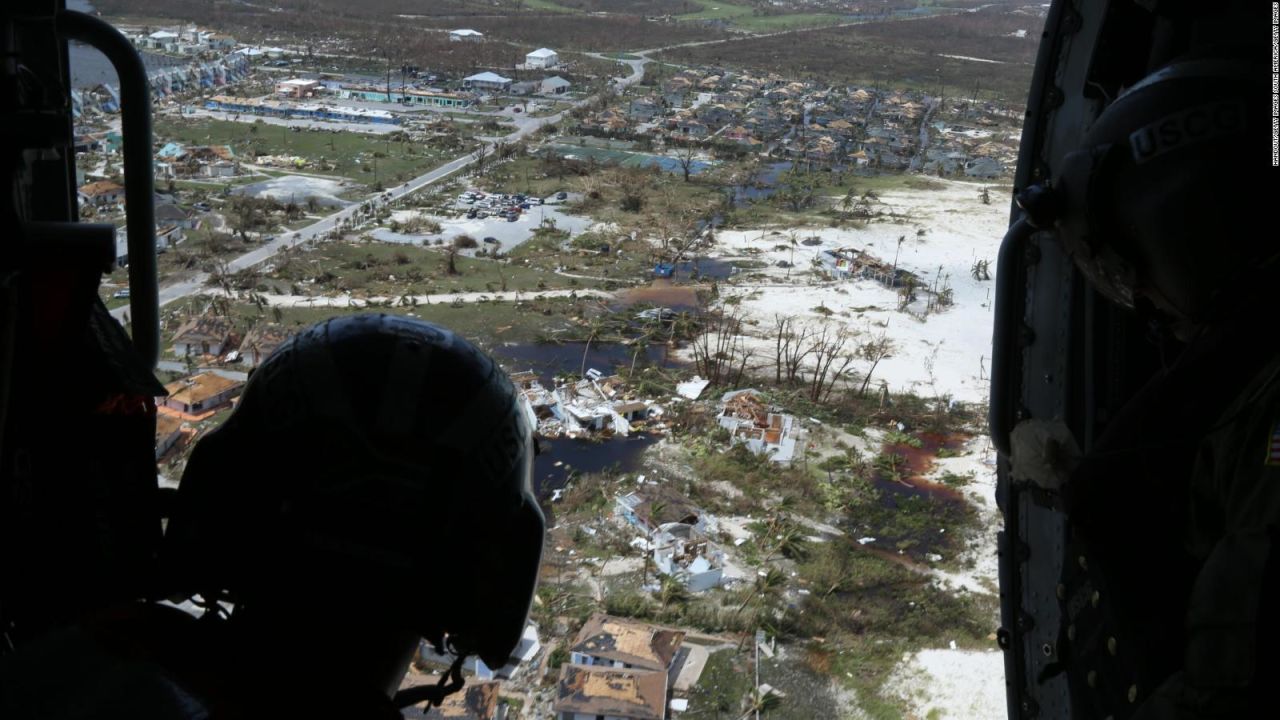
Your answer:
(922, 434), (1000, 594)
(887, 648), (1006, 720)
(704, 178), (1004, 404)
(237, 174), (354, 207)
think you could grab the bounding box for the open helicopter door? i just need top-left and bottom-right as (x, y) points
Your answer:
(994, 1), (1273, 718)
(0, 0), (165, 649)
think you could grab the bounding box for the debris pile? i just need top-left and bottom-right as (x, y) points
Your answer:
(717, 389), (800, 464)
(513, 368), (664, 439)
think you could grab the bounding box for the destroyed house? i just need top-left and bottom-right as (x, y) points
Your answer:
(239, 323), (292, 366)
(570, 613), (684, 673)
(615, 486), (704, 534)
(820, 248), (920, 288)
(717, 390), (798, 464)
(170, 315), (237, 357)
(653, 522), (725, 592)
(554, 665), (666, 720)
(160, 373), (242, 416)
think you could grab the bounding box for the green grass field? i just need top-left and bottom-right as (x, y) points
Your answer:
(263, 239), (608, 299)
(154, 117), (465, 186)
(674, 0), (846, 32)
(216, 293), (597, 347)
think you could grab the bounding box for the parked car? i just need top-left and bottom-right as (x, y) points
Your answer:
(111, 288), (130, 299)
(555, 191), (568, 200)
(506, 213), (518, 222)
(466, 209), (478, 219)
(483, 236), (498, 244)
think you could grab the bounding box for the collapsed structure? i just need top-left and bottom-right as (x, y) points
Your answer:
(717, 390), (800, 464)
(819, 247), (921, 288)
(616, 486), (725, 592)
(512, 369), (660, 439)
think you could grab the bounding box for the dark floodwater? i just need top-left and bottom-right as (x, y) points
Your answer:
(533, 433), (658, 494)
(492, 341), (678, 386)
(664, 258), (735, 281)
(730, 161), (791, 206)
(847, 432), (973, 560)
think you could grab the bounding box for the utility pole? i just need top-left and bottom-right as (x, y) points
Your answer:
(747, 627), (757, 717)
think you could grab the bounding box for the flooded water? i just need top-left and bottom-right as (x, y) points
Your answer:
(662, 258), (736, 281)
(730, 161), (791, 206)
(546, 143), (715, 177)
(534, 433), (658, 493)
(492, 341), (679, 386)
(848, 432), (972, 560)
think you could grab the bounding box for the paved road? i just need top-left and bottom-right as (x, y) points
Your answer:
(111, 55), (648, 324)
(156, 360), (249, 381)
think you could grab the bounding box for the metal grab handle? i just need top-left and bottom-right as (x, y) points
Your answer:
(989, 215), (1034, 456)
(56, 10), (158, 368)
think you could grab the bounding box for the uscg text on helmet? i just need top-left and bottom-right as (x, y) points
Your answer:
(1128, 101), (1245, 163)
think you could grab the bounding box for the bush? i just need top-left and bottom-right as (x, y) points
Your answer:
(453, 234), (478, 249)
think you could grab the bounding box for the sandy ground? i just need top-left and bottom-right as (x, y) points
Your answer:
(236, 174), (356, 207)
(699, 178), (1005, 405)
(885, 648), (1006, 720)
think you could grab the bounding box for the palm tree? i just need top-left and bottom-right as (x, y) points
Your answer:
(579, 316), (606, 377)
(762, 527), (809, 564)
(840, 187), (857, 218)
(734, 567), (786, 618)
(657, 574), (689, 614)
(628, 329), (654, 377)
(739, 689), (782, 719)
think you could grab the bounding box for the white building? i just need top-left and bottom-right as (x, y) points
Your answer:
(653, 522), (725, 592)
(717, 389), (800, 464)
(449, 28), (484, 42)
(463, 71), (513, 93)
(275, 78), (320, 98)
(525, 47), (559, 69)
(146, 30), (179, 52)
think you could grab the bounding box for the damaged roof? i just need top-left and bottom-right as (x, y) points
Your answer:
(171, 314), (236, 344)
(162, 372), (242, 407)
(625, 485), (702, 528)
(553, 665), (666, 720)
(571, 613), (685, 672)
(240, 322), (292, 356)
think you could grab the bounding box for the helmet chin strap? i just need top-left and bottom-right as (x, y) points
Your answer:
(393, 652), (468, 709)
